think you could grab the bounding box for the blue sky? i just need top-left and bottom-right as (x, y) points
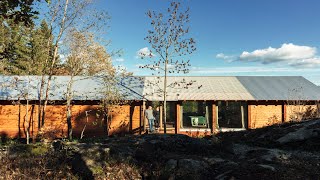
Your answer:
(94, 0), (320, 85)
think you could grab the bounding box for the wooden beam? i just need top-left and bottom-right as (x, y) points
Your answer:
(247, 100), (283, 106)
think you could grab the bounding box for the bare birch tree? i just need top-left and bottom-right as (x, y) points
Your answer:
(39, 0), (69, 131)
(140, 2), (196, 133)
(39, 0), (109, 133)
(10, 77), (36, 144)
(64, 29), (114, 140)
(100, 67), (132, 136)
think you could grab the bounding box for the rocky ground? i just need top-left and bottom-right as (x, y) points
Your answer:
(1, 119), (320, 179)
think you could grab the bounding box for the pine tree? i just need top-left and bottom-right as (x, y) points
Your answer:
(0, 19), (32, 75)
(30, 20), (54, 75)
(0, 0), (50, 26)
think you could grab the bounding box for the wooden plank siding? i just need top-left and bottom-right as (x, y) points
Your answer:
(285, 104), (318, 121)
(248, 101), (283, 129)
(0, 103), (136, 139)
(130, 103), (142, 134)
(0, 104), (40, 139)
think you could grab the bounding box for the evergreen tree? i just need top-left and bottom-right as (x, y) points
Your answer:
(0, 19), (55, 75)
(30, 20), (54, 75)
(0, 0), (50, 26)
(0, 19), (32, 74)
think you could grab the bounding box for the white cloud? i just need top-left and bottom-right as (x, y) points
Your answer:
(216, 53), (226, 59)
(239, 43), (316, 64)
(289, 58), (320, 68)
(190, 66), (296, 74)
(217, 43), (320, 68)
(216, 53), (236, 62)
(136, 47), (155, 58)
(114, 58), (125, 62)
(188, 66), (320, 85)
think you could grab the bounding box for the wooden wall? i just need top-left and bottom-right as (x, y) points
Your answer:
(0, 104), (41, 138)
(130, 104), (142, 134)
(248, 101), (319, 129)
(0, 102), (142, 139)
(41, 105), (67, 139)
(248, 104), (282, 128)
(285, 104), (318, 122)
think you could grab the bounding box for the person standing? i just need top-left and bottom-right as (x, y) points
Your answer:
(145, 106), (155, 133)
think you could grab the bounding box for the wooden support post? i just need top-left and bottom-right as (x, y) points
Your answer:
(129, 105), (133, 132)
(160, 105), (163, 129)
(142, 101), (146, 132)
(175, 102), (180, 134)
(248, 105), (252, 129)
(180, 104), (184, 129)
(241, 105), (245, 129)
(282, 102), (287, 123)
(211, 102), (216, 134)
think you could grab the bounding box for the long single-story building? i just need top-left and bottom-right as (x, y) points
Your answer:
(0, 76), (319, 138)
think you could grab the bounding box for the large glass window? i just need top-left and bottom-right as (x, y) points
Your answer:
(181, 101), (211, 129)
(217, 101), (247, 128)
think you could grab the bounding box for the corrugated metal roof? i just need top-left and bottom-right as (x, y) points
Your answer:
(0, 76), (319, 101)
(141, 76), (255, 101)
(0, 76), (141, 101)
(237, 76), (320, 100)
(121, 76), (320, 101)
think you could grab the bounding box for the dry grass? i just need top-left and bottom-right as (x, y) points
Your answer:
(0, 145), (76, 180)
(0, 142), (141, 180)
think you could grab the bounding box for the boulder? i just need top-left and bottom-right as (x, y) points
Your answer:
(258, 164), (276, 172)
(165, 159), (178, 172)
(277, 128), (319, 144)
(261, 149), (291, 162)
(204, 157), (225, 165)
(178, 158), (209, 172)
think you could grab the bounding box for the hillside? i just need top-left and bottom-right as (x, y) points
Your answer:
(1, 119), (320, 179)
